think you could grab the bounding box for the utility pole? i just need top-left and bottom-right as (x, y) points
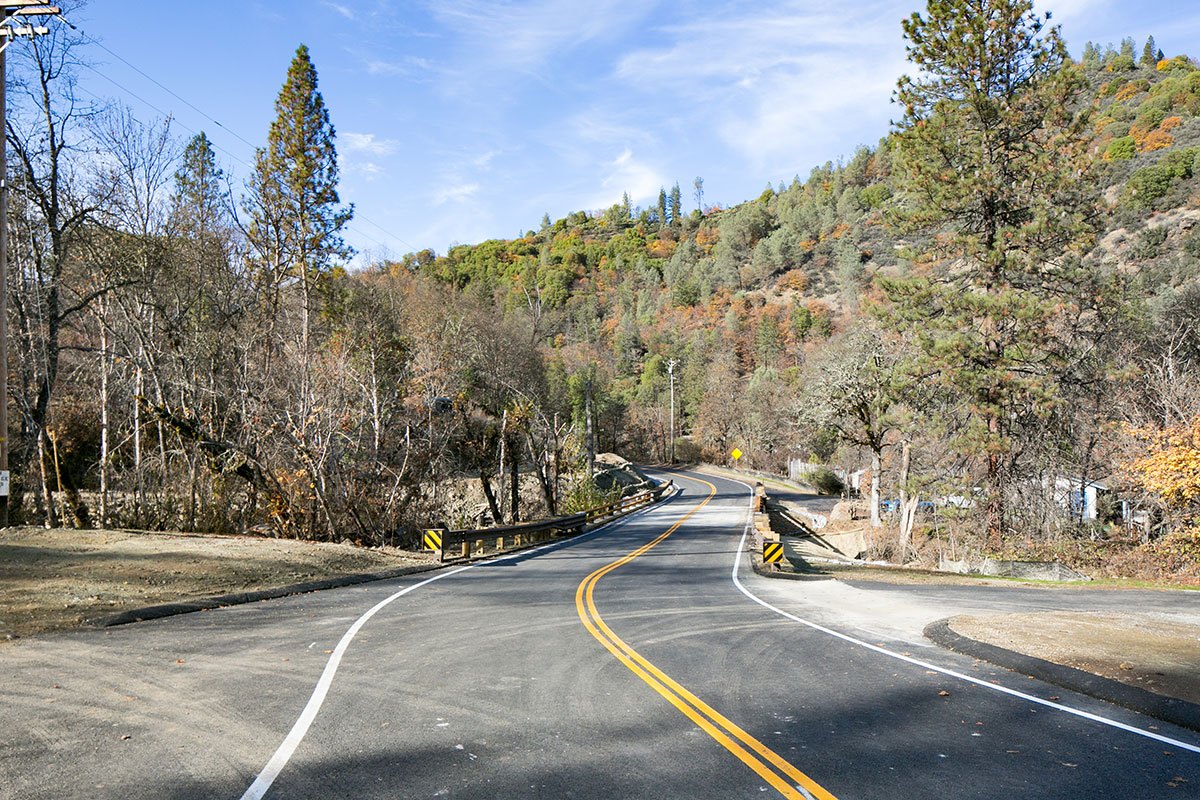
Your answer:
(0, 2), (60, 526)
(666, 359), (678, 464)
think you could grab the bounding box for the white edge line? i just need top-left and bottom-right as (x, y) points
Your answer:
(240, 501), (665, 800)
(709, 472), (1200, 757)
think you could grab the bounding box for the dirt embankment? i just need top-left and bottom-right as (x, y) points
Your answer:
(0, 527), (433, 640)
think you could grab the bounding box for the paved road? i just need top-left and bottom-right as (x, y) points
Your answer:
(1, 470), (1198, 798)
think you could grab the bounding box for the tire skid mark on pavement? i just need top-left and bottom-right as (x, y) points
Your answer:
(575, 478), (838, 800)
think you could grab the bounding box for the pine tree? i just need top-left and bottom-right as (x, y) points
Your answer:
(246, 44), (352, 364)
(881, 0), (1098, 547)
(669, 182), (683, 225)
(174, 132), (225, 234)
(1141, 36), (1159, 68)
(657, 187), (668, 228)
(1081, 42), (1100, 69)
(247, 44), (352, 299)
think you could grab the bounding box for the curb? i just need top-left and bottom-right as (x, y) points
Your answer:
(92, 485), (679, 629)
(748, 548), (832, 581)
(924, 618), (1200, 733)
(91, 562), (445, 627)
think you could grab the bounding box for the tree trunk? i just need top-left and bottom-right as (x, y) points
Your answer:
(585, 377), (595, 479)
(509, 437), (520, 523)
(497, 411), (508, 523)
(897, 440), (914, 558)
(869, 449), (882, 528)
(38, 431), (58, 528)
(134, 362), (145, 528)
(98, 319), (110, 527)
(480, 471), (502, 525)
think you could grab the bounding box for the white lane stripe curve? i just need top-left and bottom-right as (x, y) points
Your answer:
(710, 474), (1200, 757)
(239, 564), (471, 800)
(240, 500), (668, 800)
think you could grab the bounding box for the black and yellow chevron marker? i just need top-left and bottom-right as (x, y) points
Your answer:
(763, 541), (784, 564)
(423, 529), (443, 552)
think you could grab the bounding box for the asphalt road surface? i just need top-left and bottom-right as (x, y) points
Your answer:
(2, 469), (1198, 799)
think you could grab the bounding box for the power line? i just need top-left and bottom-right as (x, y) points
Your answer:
(55, 13), (423, 258)
(66, 18), (258, 152)
(74, 71), (398, 256)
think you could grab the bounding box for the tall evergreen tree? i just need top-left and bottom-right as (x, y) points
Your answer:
(881, 0), (1098, 547)
(245, 43), (353, 342)
(1141, 36), (1156, 67)
(174, 132), (226, 235)
(657, 187), (668, 228)
(669, 182), (683, 225)
(1081, 41), (1099, 69)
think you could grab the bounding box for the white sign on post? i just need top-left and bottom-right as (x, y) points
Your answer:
(0, 470), (9, 497)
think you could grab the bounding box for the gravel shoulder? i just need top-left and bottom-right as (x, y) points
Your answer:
(0, 526), (434, 640)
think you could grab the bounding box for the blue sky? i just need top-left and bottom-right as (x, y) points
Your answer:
(64, 0), (1200, 261)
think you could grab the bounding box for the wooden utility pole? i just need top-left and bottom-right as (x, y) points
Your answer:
(0, 3), (62, 525)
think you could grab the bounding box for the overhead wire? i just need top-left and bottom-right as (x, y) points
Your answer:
(52, 13), (421, 258)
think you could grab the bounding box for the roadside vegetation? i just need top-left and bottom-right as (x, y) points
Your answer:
(3, 1), (1198, 581)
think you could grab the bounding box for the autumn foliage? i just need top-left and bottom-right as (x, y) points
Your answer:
(1124, 417), (1200, 530)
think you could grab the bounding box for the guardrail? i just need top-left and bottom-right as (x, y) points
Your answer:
(425, 482), (671, 563)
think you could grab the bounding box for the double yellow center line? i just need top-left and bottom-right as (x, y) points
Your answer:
(574, 478), (838, 800)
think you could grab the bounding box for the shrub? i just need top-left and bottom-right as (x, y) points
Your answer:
(1110, 54), (1136, 72)
(1158, 56), (1197, 73)
(1125, 164), (1176, 208)
(1123, 147), (1199, 209)
(1113, 81), (1143, 102)
(1105, 136), (1136, 160)
(560, 478), (624, 515)
(802, 467), (845, 496)
(1140, 130), (1175, 152)
(860, 183), (892, 209)
(1131, 226), (1168, 259)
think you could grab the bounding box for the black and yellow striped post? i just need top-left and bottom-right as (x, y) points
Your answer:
(763, 540), (784, 567)
(423, 528), (445, 561)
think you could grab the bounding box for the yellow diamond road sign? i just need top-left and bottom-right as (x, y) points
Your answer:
(731, 448), (742, 461)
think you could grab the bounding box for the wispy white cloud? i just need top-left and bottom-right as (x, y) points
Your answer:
(471, 150), (498, 168)
(586, 148), (665, 209)
(614, 1), (905, 174)
(434, 181), (480, 205)
(427, 0), (654, 70)
(366, 55), (437, 77)
(321, 1), (354, 20)
(342, 131), (400, 156)
(429, 144), (502, 207)
(567, 111), (657, 148)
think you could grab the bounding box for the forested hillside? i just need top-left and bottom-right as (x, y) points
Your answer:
(8, 3), (1200, 577)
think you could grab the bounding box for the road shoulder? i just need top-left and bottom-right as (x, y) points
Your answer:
(925, 615), (1200, 733)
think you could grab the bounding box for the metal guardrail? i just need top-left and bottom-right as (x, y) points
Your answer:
(425, 482), (671, 563)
